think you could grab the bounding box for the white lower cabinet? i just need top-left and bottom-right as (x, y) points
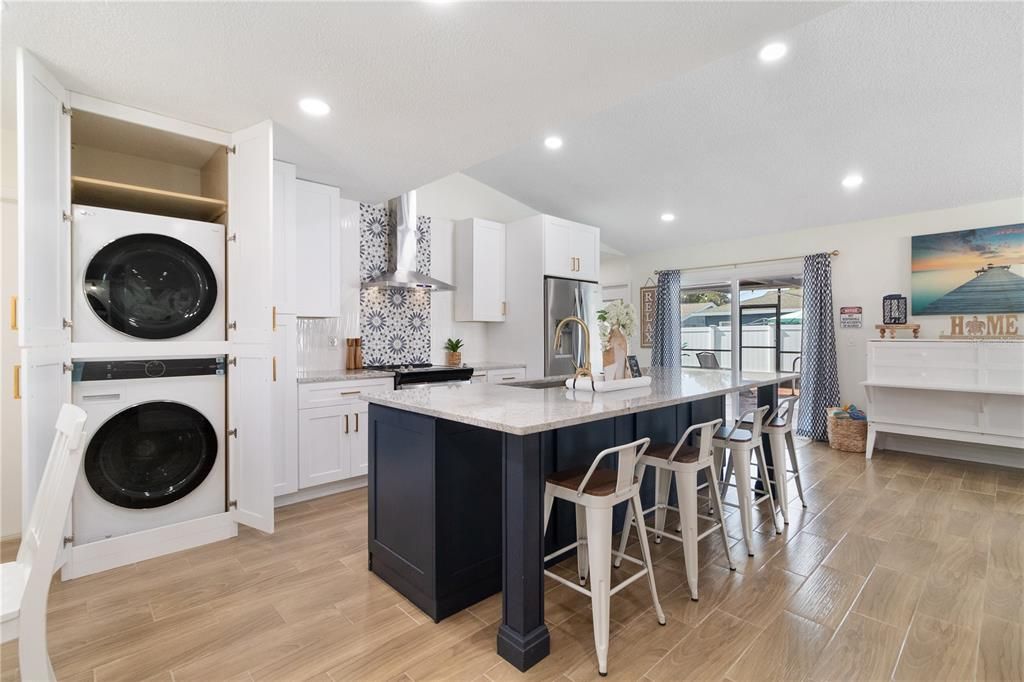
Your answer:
(298, 405), (352, 487)
(293, 379), (389, 492)
(486, 368), (526, 383)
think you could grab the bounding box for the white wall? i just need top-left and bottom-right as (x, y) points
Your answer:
(416, 172), (537, 225)
(1, 124), (21, 539)
(418, 173), (538, 364)
(603, 197), (1024, 405)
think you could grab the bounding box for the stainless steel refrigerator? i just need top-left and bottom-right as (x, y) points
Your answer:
(544, 277), (604, 377)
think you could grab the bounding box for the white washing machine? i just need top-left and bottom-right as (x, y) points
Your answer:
(72, 357), (227, 544)
(71, 205), (225, 343)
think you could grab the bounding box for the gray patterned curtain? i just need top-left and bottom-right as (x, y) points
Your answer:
(650, 270), (681, 368)
(797, 253), (841, 440)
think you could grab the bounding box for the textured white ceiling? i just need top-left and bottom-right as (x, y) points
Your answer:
(1, 1), (835, 202)
(467, 2), (1024, 255)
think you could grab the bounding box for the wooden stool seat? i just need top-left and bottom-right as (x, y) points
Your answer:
(714, 426), (753, 442)
(547, 468), (637, 496)
(543, 438), (665, 676)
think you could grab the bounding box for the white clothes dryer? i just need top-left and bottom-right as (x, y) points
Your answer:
(71, 205), (225, 343)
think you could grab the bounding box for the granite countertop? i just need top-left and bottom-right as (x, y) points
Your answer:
(296, 368), (395, 384)
(362, 367), (799, 435)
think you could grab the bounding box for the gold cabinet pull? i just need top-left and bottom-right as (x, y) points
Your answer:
(344, 414), (349, 434)
(9, 296), (16, 331)
(272, 356), (277, 382)
(355, 413), (359, 433)
(501, 301), (507, 316)
(338, 390), (361, 396)
(272, 305), (277, 331)
(13, 364), (21, 400)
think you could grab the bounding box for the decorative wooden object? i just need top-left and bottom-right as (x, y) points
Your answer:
(640, 286), (656, 348)
(602, 328), (628, 380)
(72, 175), (227, 222)
(875, 324), (920, 339)
(939, 314), (1021, 340)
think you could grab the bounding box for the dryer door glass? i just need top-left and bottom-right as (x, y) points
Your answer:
(84, 233), (219, 339)
(85, 401), (219, 509)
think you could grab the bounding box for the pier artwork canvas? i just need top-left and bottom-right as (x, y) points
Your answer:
(911, 223), (1024, 315)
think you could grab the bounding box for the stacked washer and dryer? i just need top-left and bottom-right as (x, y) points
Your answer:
(70, 205), (229, 545)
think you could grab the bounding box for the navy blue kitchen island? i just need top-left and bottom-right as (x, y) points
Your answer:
(363, 368), (797, 671)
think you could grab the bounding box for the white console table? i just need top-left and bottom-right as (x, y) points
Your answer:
(862, 339), (1024, 459)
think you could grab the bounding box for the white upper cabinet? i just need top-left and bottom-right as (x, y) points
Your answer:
(339, 199), (362, 320)
(294, 179), (342, 317)
(543, 217), (574, 280)
(16, 48), (71, 349)
(454, 218), (506, 322)
(542, 216), (600, 281)
(571, 223), (601, 281)
(272, 161), (298, 314)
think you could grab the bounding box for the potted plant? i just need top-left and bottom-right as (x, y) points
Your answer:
(444, 338), (464, 367)
(597, 301), (637, 380)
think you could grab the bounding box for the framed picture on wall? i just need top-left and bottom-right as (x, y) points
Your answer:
(640, 286), (656, 348)
(911, 223), (1024, 315)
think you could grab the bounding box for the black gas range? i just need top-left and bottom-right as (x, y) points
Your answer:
(363, 363), (475, 389)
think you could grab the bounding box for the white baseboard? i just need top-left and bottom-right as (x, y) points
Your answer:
(274, 476), (367, 508)
(880, 433), (1023, 469)
(61, 513), (238, 580)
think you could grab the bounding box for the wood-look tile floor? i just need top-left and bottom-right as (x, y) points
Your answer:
(2, 442), (1023, 681)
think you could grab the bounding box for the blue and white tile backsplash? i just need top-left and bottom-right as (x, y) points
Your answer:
(358, 204), (432, 365)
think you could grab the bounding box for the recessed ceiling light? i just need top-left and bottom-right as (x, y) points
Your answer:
(758, 42), (788, 63)
(298, 98), (331, 117)
(842, 173), (864, 189)
(544, 136), (563, 150)
(660, 213), (676, 222)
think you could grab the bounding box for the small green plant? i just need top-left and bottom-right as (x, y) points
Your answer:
(444, 338), (464, 353)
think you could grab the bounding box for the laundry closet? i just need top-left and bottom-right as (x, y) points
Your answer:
(14, 49), (275, 579)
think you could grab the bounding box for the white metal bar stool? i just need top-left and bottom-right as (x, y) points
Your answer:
(613, 418), (734, 602)
(714, 404), (781, 556)
(740, 395), (806, 525)
(543, 437), (666, 677)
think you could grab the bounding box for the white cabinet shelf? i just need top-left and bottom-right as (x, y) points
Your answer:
(454, 218), (506, 322)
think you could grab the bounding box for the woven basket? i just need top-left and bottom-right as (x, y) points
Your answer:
(826, 408), (868, 452)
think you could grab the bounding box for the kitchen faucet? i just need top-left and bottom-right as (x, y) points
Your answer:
(553, 315), (593, 383)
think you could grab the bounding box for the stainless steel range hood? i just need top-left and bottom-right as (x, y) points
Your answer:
(361, 190), (454, 291)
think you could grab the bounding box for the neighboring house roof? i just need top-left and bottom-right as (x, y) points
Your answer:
(702, 290), (804, 316)
(680, 302), (715, 320)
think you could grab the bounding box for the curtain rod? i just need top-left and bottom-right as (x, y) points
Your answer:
(653, 250), (839, 275)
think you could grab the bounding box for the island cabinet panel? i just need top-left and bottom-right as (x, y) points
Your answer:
(368, 405), (502, 622)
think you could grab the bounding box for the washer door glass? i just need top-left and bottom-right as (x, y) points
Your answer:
(85, 401), (219, 509)
(84, 233), (218, 339)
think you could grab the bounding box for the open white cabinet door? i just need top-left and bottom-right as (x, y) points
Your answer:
(226, 121), (275, 533)
(20, 348), (71, 529)
(16, 48), (70, 348)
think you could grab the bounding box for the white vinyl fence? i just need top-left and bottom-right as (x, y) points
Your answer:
(681, 325), (802, 371)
